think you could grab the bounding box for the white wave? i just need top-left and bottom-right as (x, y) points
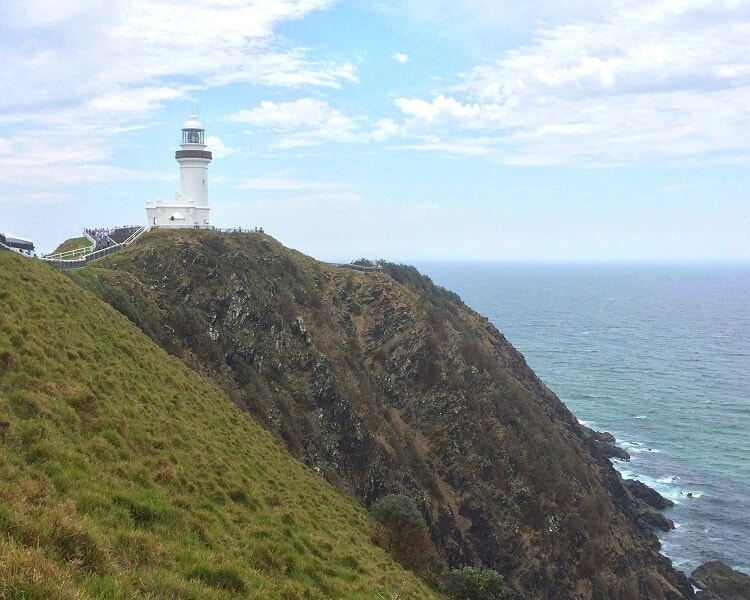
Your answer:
(621, 440), (644, 446)
(657, 476), (681, 484)
(680, 491), (703, 499)
(634, 415), (649, 419)
(613, 468), (685, 504)
(619, 440), (660, 453)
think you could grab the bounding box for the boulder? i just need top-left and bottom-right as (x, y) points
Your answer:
(579, 424), (616, 443)
(637, 507), (674, 532)
(595, 440), (631, 461)
(691, 560), (750, 600)
(624, 479), (675, 509)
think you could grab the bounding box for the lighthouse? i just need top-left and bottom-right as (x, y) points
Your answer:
(146, 115), (213, 229)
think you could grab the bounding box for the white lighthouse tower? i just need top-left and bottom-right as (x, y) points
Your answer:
(146, 115), (213, 229)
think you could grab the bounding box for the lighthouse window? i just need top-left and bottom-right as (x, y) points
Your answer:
(183, 129), (203, 144)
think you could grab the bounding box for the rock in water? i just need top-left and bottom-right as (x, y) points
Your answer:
(624, 479), (675, 509)
(691, 561), (750, 600)
(579, 424), (616, 444)
(595, 440), (631, 460)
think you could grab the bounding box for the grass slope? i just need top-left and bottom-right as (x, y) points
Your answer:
(51, 237), (92, 256)
(0, 253), (440, 600)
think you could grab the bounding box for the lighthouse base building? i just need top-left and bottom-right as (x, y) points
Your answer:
(146, 115), (213, 229)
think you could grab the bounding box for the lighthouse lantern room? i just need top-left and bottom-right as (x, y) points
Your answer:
(146, 115), (213, 229)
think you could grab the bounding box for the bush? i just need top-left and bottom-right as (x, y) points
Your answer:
(444, 567), (515, 600)
(370, 494), (442, 576)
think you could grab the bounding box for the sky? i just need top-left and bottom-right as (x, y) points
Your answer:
(2, 0), (749, 261)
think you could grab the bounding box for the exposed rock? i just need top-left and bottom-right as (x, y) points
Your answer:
(79, 230), (696, 599)
(579, 421), (632, 460)
(691, 561), (750, 600)
(595, 440), (631, 460)
(636, 507), (675, 532)
(625, 479), (675, 509)
(580, 424), (616, 444)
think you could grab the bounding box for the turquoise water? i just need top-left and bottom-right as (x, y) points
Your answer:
(418, 262), (750, 575)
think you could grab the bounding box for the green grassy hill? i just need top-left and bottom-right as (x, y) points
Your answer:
(50, 237), (92, 256)
(0, 252), (440, 599)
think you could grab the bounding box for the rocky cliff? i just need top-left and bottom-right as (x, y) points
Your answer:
(72, 229), (693, 599)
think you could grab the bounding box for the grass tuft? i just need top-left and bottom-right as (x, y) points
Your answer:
(189, 564), (247, 594)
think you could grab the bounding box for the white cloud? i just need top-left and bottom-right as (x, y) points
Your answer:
(1, 0), (350, 118)
(392, 52), (409, 63)
(399, 137), (493, 157)
(0, 127), (143, 187)
(383, 0), (750, 165)
(0, 0), (356, 121)
(0, 0), (347, 191)
(237, 172), (349, 191)
(371, 118), (403, 141)
(206, 136), (234, 159)
(0, 190), (70, 206)
(394, 0), (629, 51)
(229, 99), (362, 147)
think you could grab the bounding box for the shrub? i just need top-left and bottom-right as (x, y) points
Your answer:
(370, 494), (442, 576)
(443, 567), (515, 600)
(371, 495), (426, 548)
(351, 258), (374, 267)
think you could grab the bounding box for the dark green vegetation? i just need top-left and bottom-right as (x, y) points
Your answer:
(370, 494), (442, 579)
(444, 567), (515, 600)
(66, 229), (694, 599)
(0, 252), (439, 599)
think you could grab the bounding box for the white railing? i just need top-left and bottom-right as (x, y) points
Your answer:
(42, 226), (145, 270)
(148, 225), (265, 234)
(43, 236), (96, 260)
(121, 226), (145, 246)
(326, 262), (383, 273)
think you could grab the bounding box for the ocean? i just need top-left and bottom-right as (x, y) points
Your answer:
(417, 262), (750, 576)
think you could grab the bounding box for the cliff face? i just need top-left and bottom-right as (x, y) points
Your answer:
(74, 229), (692, 599)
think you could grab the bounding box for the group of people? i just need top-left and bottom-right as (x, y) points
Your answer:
(222, 226), (264, 234)
(85, 227), (115, 251)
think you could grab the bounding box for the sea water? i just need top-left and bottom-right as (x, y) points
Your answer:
(417, 262), (750, 576)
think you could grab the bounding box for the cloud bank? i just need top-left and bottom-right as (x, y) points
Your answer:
(381, 0), (750, 164)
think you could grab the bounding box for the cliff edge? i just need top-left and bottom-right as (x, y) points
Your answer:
(72, 229), (693, 599)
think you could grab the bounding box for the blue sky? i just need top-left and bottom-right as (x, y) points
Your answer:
(2, 0), (749, 261)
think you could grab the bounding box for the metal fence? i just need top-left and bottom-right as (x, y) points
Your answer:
(42, 226), (145, 270)
(326, 262), (383, 273)
(148, 225), (265, 234)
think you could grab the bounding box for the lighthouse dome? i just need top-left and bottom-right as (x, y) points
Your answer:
(182, 115), (204, 131)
